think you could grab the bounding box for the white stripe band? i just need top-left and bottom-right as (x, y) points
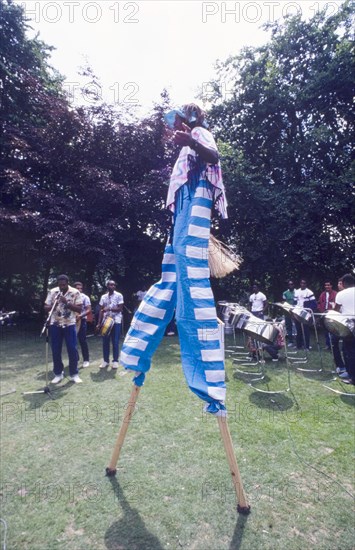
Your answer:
(205, 370), (225, 383)
(191, 205), (211, 219)
(207, 386), (226, 401)
(162, 253), (175, 264)
(139, 303), (166, 320)
(186, 245), (208, 260)
(194, 307), (216, 320)
(131, 320), (158, 335)
(149, 287), (174, 302)
(120, 351), (140, 366)
(195, 187), (211, 199)
(124, 337), (148, 352)
(197, 328), (220, 341)
(188, 224), (210, 240)
(161, 272), (177, 282)
(201, 348), (224, 362)
(190, 287), (214, 300)
(187, 267), (210, 279)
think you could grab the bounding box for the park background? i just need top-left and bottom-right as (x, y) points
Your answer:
(0, 0), (354, 320)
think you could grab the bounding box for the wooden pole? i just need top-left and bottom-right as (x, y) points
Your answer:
(106, 384), (141, 476)
(217, 415), (251, 514)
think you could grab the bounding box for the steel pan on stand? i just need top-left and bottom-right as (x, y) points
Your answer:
(324, 310), (355, 339)
(218, 301), (239, 335)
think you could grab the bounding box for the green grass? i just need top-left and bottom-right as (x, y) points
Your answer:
(0, 326), (354, 549)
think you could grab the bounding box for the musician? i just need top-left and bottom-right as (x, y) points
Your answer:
(262, 321), (285, 361)
(44, 275), (83, 384)
(97, 280), (124, 369)
(294, 279), (316, 350)
(335, 274), (355, 385)
(249, 284), (267, 319)
(73, 282), (92, 368)
(317, 281), (337, 350)
(119, 103), (230, 416)
(282, 280), (295, 345)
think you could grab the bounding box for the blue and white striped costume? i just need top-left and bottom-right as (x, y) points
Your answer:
(120, 128), (228, 415)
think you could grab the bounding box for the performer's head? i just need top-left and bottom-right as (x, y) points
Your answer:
(74, 282), (83, 292)
(57, 274), (69, 292)
(180, 103), (206, 129)
(106, 280), (116, 294)
(164, 103), (207, 131)
(288, 280), (294, 290)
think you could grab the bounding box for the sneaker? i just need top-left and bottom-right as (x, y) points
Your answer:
(112, 362), (119, 369)
(336, 367), (346, 374)
(99, 362), (109, 369)
(342, 378), (355, 385)
(287, 343), (294, 348)
(51, 373), (64, 384)
(272, 358), (278, 362)
(167, 332), (175, 336)
(339, 371), (350, 379)
(70, 375), (83, 384)
(82, 361), (90, 368)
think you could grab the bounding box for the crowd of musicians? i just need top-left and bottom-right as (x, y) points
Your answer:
(246, 274), (355, 385)
(41, 272), (355, 387)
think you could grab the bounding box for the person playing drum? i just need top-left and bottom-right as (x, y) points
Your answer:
(97, 280), (124, 370)
(74, 281), (92, 368)
(334, 273), (355, 385)
(294, 279), (316, 350)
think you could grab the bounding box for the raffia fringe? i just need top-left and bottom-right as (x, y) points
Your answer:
(208, 235), (242, 279)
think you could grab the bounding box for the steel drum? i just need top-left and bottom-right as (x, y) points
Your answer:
(291, 306), (312, 325)
(324, 310), (355, 339)
(242, 317), (279, 344)
(229, 305), (278, 344)
(218, 301), (239, 334)
(228, 304), (250, 329)
(274, 302), (293, 315)
(100, 316), (114, 337)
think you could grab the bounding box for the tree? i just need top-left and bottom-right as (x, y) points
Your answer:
(206, 1), (354, 299)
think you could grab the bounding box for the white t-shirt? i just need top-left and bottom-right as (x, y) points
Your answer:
(294, 288), (315, 308)
(249, 292), (266, 312)
(335, 287), (355, 316)
(99, 291), (124, 323)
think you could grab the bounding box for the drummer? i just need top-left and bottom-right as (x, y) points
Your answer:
(249, 284), (268, 319)
(294, 279), (316, 350)
(97, 281), (124, 370)
(334, 274), (355, 385)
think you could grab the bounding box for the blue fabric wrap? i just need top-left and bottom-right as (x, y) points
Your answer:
(120, 178), (226, 415)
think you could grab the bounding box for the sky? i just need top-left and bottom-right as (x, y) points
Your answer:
(18, 0), (342, 115)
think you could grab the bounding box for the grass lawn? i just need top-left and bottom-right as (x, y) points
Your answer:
(0, 325), (354, 549)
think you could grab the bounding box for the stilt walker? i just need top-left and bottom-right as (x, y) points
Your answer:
(106, 104), (250, 514)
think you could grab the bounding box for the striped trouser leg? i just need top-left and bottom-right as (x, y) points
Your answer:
(120, 244), (177, 382)
(173, 180), (226, 415)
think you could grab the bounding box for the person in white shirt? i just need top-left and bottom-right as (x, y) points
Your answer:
(294, 279), (316, 350)
(249, 284), (267, 319)
(97, 280), (124, 370)
(74, 282), (92, 368)
(335, 273), (355, 385)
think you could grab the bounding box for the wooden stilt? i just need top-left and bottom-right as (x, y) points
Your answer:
(106, 384), (141, 476)
(217, 416), (251, 514)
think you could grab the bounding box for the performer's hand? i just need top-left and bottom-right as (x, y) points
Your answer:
(174, 123), (193, 147)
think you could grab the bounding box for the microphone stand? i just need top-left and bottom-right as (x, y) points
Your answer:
(22, 293), (61, 399)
